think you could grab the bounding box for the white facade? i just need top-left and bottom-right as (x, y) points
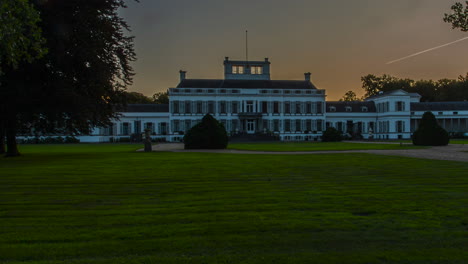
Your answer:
(73, 58), (468, 142)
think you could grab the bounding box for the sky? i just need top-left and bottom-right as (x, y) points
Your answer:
(120, 0), (468, 100)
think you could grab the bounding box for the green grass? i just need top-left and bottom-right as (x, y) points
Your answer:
(228, 142), (424, 152)
(1, 144), (467, 263)
(450, 139), (468, 144)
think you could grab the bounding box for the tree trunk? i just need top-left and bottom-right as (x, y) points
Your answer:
(0, 123), (5, 154)
(5, 119), (20, 157)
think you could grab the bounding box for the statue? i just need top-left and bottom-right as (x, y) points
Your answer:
(144, 129), (152, 152)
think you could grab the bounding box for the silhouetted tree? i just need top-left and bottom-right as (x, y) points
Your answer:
(184, 114), (228, 149)
(339, 91), (360, 101)
(153, 91), (169, 104)
(412, 112), (449, 146)
(444, 2), (468, 31)
(1, 0), (137, 156)
(0, 0), (46, 156)
(124, 91), (153, 104)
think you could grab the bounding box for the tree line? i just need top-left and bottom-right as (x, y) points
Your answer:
(340, 73), (468, 102)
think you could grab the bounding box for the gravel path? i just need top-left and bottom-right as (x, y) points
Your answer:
(145, 143), (468, 162)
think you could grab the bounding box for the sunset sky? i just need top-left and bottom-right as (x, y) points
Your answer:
(120, 0), (468, 100)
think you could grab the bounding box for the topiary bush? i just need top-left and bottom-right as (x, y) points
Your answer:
(412, 111), (449, 146)
(184, 114), (228, 149)
(322, 127), (343, 142)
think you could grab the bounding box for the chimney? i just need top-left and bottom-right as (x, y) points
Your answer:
(265, 57), (269, 62)
(179, 70), (187, 81)
(225, 57), (229, 62)
(304, 72), (311, 81)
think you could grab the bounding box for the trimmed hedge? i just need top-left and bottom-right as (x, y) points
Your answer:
(184, 114), (228, 149)
(322, 127), (343, 142)
(412, 111), (449, 146)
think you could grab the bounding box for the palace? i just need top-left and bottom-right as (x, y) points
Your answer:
(77, 57), (468, 142)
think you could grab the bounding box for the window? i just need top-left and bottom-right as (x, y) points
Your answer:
(208, 89), (214, 93)
(121, 122), (130, 135)
(185, 120), (191, 131)
(246, 101), (254, 113)
(173, 120), (179, 132)
(184, 89), (191, 93)
(295, 120), (302, 132)
(172, 89), (179, 93)
(159, 122), (167, 134)
(295, 90), (302, 94)
(305, 90), (312, 94)
(232, 89), (239, 94)
(306, 120), (312, 131)
(396, 101), (405, 111)
(396, 121), (404, 133)
(284, 102), (291, 114)
(196, 101), (203, 114)
(336, 122), (343, 132)
(220, 101), (226, 114)
(285, 120), (291, 132)
(145, 122), (154, 133)
(284, 90), (291, 94)
(232, 101), (238, 114)
(273, 120), (280, 131)
(317, 102), (323, 114)
(173, 101), (179, 114)
(262, 101), (268, 114)
(208, 101), (215, 114)
(220, 89), (226, 94)
(260, 90), (268, 94)
(134, 121), (141, 134)
(273, 90), (280, 94)
(454, 112), (459, 115)
(295, 102), (301, 114)
(329, 106), (336, 112)
(273, 102), (280, 114)
(196, 89), (203, 93)
(232, 65), (244, 74)
(185, 101), (191, 114)
(345, 106), (352, 112)
(438, 112), (443, 115)
(251, 66), (262, 74)
(317, 120), (323, 131)
(361, 106), (368, 112)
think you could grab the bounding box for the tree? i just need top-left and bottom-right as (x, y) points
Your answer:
(339, 90), (360, 101)
(412, 112), (449, 146)
(0, 0), (46, 156)
(184, 114), (228, 149)
(0, 0), (137, 156)
(153, 91), (169, 104)
(124, 91), (153, 104)
(444, 2), (468, 31)
(322, 127), (343, 142)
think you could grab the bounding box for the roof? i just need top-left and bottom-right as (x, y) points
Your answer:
(365, 89), (421, 100)
(326, 101), (376, 113)
(121, 104), (169, 113)
(177, 79), (318, 89)
(410, 102), (468, 111)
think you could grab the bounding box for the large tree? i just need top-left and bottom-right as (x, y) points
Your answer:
(152, 91), (169, 104)
(339, 90), (360, 102)
(0, 0), (137, 156)
(0, 0), (46, 155)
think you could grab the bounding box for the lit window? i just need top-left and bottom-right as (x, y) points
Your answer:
(251, 66), (262, 74)
(232, 65), (244, 74)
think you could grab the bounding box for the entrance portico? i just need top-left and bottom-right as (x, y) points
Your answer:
(238, 113), (263, 134)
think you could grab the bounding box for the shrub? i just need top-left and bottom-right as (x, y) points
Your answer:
(412, 112), (449, 146)
(322, 127), (343, 142)
(184, 114), (228, 149)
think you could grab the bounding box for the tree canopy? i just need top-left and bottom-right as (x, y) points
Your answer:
(360, 74), (468, 102)
(339, 90), (361, 102)
(444, 2), (468, 31)
(152, 91), (169, 104)
(0, 0), (137, 156)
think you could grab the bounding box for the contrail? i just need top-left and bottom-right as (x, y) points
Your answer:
(386, 36), (468, 65)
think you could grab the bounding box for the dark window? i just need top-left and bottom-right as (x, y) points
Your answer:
(196, 89), (203, 93)
(220, 101), (226, 114)
(285, 120), (291, 131)
(295, 90), (301, 94)
(261, 90), (268, 94)
(122, 123), (130, 135)
(208, 89), (215, 93)
(454, 112), (458, 115)
(284, 102), (291, 114)
(196, 102), (202, 114)
(208, 101), (215, 114)
(232, 90), (239, 94)
(274, 120), (280, 131)
(273, 102), (280, 114)
(220, 89), (226, 93)
(232, 102), (238, 114)
(273, 90), (280, 94)
(284, 90), (291, 94)
(306, 102), (312, 114)
(173, 101), (179, 114)
(305, 90), (312, 94)
(184, 89), (191, 93)
(296, 120), (301, 131)
(262, 101), (268, 114)
(316, 102), (323, 114)
(295, 102), (301, 114)
(185, 101), (191, 114)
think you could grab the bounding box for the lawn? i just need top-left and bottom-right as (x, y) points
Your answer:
(0, 144), (467, 263)
(228, 142), (424, 152)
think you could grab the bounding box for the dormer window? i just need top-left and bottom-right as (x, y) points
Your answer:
(329, 106), (336, 112)
(232, 65), (244, 74)
(361, 106), (368, 112)
(345, 106), (352, 112)
(251, 66), (263, 74)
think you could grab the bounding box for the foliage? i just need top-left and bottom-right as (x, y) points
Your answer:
(0, 0), (137, 156)
(184, 114), (228, 149)
(321, 127), (343, 142)
(124, 91), (153, 104)
(444, 2), (468, 31)
(360, 73), (468, 101)
(152, 91), (169, 104)
(339, 90), (361, 101)
(18, 136), (80, 144)
(0, 144), (467, 263)
(0, 0), (46, 72)
(412, 112), (449, 146)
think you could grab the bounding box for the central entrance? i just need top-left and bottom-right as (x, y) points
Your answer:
(247, 119), (255, 134)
